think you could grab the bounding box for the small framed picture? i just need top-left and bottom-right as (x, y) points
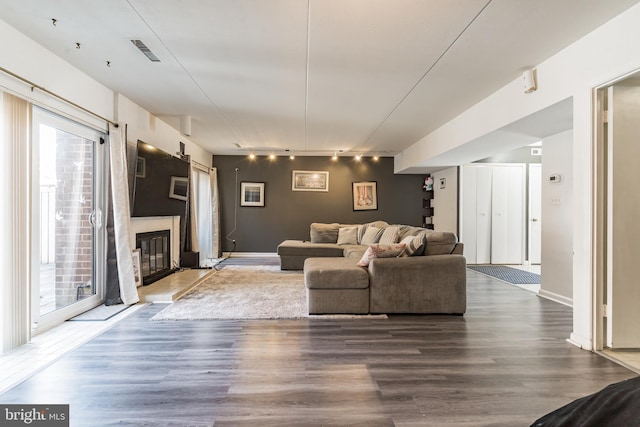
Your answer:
(241, 182), (265, 207)
(135, 157), (146, 178)
(169, 176), (189, 201)
(353, 181), (378, 211)
(292, 170), (329, 192)
(132, 248), (143, 287)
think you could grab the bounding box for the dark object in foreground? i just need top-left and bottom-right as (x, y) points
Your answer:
(531, 375), (640, 426)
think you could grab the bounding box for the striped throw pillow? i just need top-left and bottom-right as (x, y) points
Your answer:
(400, 232), (428, 256)
(378, 226), (399, 244)
(360, 226), (384, 245)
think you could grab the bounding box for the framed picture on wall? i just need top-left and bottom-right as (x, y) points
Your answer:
(135, 156), (146, 178)
(132, 248), (142, 288)
(292, 170), (329, 192)
(240, 182), (265, 206)
(169, 176), (189, 201)
(352, 181), (377, 211)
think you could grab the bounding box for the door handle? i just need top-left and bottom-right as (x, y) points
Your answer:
(89, 210), (102, 228)
(531, 218), (539, 222)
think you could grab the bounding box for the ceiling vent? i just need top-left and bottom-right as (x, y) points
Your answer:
(130, 40), (160, 62)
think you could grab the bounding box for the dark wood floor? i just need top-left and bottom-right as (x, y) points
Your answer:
(1, 262), (636, 427)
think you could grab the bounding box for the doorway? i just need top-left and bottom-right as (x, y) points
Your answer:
(595, 74), (640, 371)
(461, 163), (526, 265)
(529, 164), (542, 265)
(31, 108), (107, 333)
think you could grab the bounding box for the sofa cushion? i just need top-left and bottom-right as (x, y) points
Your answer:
(277, 240), (344, 257)
(342, 244), (367, 259)
(304, 257), (369, 290)
(400, 233), (427, 257)
(357, 243), (406, 267)
(378, 226), (399, 244)
(310, 223), (340, 243)
(337, 226), (358, 245)
(423, 230), (458, 255)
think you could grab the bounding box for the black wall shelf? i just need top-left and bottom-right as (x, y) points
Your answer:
(422, 179), (434, 229)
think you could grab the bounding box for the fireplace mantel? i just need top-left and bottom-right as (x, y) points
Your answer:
(130, 216), (180, 268)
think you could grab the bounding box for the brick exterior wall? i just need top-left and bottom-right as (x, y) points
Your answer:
(53, 131), (94, 308)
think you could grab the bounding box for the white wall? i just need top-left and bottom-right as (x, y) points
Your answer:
(396, 2), (640, 351)
(116, 94), (212, 167)
(0, 20), (112, 132)
(431, 167), (458, 234)
(539, 131), (573, 306)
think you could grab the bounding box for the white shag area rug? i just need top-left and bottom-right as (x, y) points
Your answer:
(150, 265), (387, 321)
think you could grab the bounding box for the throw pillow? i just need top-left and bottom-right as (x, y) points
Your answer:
(337, 226), (358, 245)
(357, 224), (369, 244)
(400, 232), (428, 256)
(357, 243), (407, 267)
(357, 221), (390, 244)
(360, 226), (384, 245)
(378, 226), (399, 244)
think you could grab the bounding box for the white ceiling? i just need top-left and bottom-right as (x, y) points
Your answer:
(1, 0), (638, 161)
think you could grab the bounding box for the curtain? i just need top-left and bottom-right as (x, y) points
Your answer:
(104, 164), (121, 306)
(108, 123), (139, 305)
(192, 164), (218, 265)
(189, 164), (199, 254)
(0, 92), (30, 354)
(211, 167), (221, 258)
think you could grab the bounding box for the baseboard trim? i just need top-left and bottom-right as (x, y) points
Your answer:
(568, 332), (592, 350)
(223, 252), (278, 258)
(538, 289), (573, 307)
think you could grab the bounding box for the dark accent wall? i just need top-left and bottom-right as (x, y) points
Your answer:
(213, 156), (425, 252)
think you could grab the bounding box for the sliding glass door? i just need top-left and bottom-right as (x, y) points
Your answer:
(31, 108), (107, 332)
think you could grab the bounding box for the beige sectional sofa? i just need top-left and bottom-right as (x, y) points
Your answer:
(276, 221), (466, 315)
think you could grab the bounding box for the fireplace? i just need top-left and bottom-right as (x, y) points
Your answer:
(136, 230), (173, 285)
(130, 216), (181, 286)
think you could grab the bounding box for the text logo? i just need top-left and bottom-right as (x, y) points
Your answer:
(0, 405), (69, 427)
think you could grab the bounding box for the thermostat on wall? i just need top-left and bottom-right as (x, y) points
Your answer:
(549, 174), (562, 183)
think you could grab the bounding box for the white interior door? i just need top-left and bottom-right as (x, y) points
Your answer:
(476, 167), (493, 264)
(529, 164), (542, 264)
(491, 165), (525, 264)
(461, 166), (478, 264)
(605, 85), (640, 348)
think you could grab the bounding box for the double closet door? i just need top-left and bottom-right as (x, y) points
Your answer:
(461, 164), (525, 265)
